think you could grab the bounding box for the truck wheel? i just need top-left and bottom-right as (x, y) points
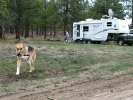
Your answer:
(75, 39), (80, 43)
(128, 43), (132, 46)
(118, 40), (124, 46)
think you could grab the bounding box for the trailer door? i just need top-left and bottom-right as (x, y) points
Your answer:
(73, 24), (83, 40)
(77, 25), (80, 37)
(76, 24), (83, 39)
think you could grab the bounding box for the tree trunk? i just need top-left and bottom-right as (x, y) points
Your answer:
(36, 25), (39, 36)
(15, 16), (21, 40)
(63, 19), (67, 35)
(15, 25), (20, 40)
(0, 26), (3, 39)
(63, 22), (66, 35)
(44, 24), (47, 39)
(0, 25), (6, 40)
(9, 26), (15, 34)
(24, 23), (30, 38)
(15, 0), (22, 40)
(41, 25), (43, 36)
(53, 24), (56, 38)
(31, 25), (34, 38)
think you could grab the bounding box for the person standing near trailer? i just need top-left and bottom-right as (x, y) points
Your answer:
(64, 31), (70, 42)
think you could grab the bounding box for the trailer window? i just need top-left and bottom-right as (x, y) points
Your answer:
(83, 26), (89, 32)
(77, 25), (80, 30)
(77, 25), (80, 37)
(107, 22), (112, 27)
(130, 29), (133, 34)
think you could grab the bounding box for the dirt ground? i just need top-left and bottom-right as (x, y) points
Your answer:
(0, 75), (133, 100)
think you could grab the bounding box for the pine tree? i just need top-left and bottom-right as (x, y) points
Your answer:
(0, 0), (9, 39)
(90, 0), (124, 19)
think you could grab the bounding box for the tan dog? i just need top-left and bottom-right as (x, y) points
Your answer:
(16, 43), (36, 75)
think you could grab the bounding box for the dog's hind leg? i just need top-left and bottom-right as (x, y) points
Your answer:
(32, 62), (35, 72)
(28, 61), (32, 73)
(32, 52), (36, 72)
(16, 59), (21, 75)
(28, 60), (35, 73)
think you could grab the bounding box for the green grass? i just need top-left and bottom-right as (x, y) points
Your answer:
(0, 41), (133, 92)
(0, 84), (16, 92)
(0, 41), (133, 77)
(0, 59), (16, 74)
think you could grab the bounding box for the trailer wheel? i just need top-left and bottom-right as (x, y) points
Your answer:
(75, 39), (80, 43)
(118, 40), (124, 46)
(85, 40), (88, 44)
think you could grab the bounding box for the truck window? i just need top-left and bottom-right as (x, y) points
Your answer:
(83, 26), (89, 32)
(107, 22), (112, 27)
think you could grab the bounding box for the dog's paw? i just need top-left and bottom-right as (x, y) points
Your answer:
(16, 72), (20, 75)
(15, 75), (20, 81)
(29, 70), (32, 73)
(29, 68), (35, 73)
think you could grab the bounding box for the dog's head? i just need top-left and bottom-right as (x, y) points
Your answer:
(16, 43), (25, 57)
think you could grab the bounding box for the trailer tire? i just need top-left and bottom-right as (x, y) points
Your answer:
(85, 40), (88, 44)
(75, 39), (80, 43)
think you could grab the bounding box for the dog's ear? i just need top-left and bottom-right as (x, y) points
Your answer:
(15, 44), (19, 51)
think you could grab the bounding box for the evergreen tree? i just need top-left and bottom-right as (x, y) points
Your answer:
(0, 0), (9, 39)
(90, 0), (124, 19)
(0, 0), (127, 39)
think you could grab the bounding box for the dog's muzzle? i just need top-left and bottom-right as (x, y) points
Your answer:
(17, 53), (22, 57)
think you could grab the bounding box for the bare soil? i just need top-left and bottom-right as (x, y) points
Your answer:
(0, 75), (133, 100)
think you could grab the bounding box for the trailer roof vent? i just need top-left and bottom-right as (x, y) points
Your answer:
(86, 19), (93, 21)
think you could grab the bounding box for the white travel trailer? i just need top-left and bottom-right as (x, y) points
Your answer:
(73, 18), (130, 43)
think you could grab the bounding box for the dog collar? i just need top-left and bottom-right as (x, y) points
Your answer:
(23, 54), (30, 56)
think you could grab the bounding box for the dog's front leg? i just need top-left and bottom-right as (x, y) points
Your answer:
(16, 59), (21, 75)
